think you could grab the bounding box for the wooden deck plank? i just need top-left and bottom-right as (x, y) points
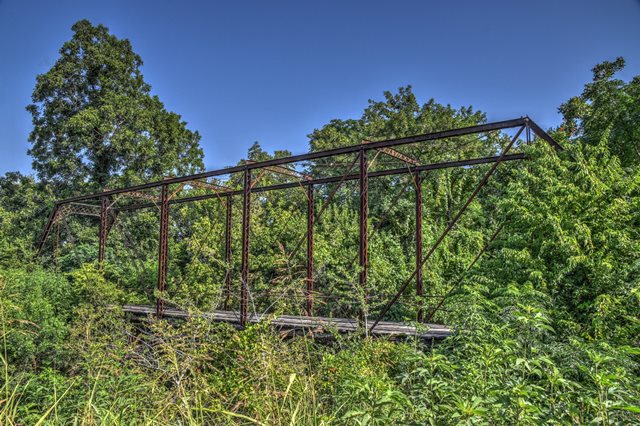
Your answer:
(121, 304), (452, 339)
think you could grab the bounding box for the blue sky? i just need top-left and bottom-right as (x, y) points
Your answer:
(0, 0), (639, 175)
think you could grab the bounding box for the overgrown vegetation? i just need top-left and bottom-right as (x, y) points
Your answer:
(0, 20), (638, 424)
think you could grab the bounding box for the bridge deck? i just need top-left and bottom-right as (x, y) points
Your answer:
(122, 304), (452, 339)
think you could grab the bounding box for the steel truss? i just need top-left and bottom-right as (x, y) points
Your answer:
(36, 117), (561, 328)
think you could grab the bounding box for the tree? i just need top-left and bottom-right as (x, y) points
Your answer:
(305, 87), (503, 317)
(475, 139), (640, 343)
(26, 20), (204, 194)
(559, 57), (640, 167)
(307, 86), (490, 161)
(0, 172), (52, 264)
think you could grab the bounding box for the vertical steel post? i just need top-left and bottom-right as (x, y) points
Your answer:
(306, 184), (314, 316)
(415, 172), (424, 322)
(54, 221), (60, 265)
(359, 149), (369, 319)
(223, 196), (233, 310)
(240, 168), (251, 326)
(526, 121), (532, 174)
(98, 195), (108, 266)
(156, 183), (170, 318)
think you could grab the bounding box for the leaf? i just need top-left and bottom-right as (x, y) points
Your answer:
(611, 404), (640, 414)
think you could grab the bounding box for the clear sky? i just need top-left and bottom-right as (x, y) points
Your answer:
(1, 0), (639, 175)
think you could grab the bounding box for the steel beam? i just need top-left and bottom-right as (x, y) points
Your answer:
(223, 196), (233, 310)
(415, 173), (424, 322)
(247, 160), (312, 181)
(55, 118), (538, 205)
(36, 204), (59, 257)
(104, 209), (119, 239)
(359, 149), (369, 320)
(33, 117), (564, 339)
(528, 120), (563, 151)
(98, 196), (108, 265)
(156, 183), (170, 318)
(306, 184), (314, 316)
(54, 221), (60, 263)
(115, 153), (528, 212)
(362, 139), (421, 166)
(240, 169), (251, 326)
(40, 152), (529, 270)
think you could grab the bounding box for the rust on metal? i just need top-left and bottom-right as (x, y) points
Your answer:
(156, 183), (170, 318)
(415, 172), (423, 322)
(359, 148), (368, 320)
(240, 168), (251, 326)
(306, 183), (314, 316)
(116, 189), (160, 203)
(35, 117), (562, 336)
(362, 139), (421, 166)
(223, 196), (233, 310)
(186, 179), (232, 194)
(98, 196), (108, 265)
(247, 160), (312, 181)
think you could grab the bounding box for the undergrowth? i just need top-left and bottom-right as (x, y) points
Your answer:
(1, 268), (638, 425)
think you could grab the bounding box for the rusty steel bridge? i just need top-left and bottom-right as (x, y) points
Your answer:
(37, 117), (562, 339)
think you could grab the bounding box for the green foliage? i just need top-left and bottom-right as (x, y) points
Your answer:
(559, 57), (640, 167)
(2, 55), (640, 424)
(0, 172), (53, 265)
(26, 19), (204, 194)
(308, 86), (486, 153)
(68, 263), (126, 306)
(481, 139), (640, 343)
(3, 298), (639, 424)
(397, 309), (640, 424)
(0, 268), (73, 370)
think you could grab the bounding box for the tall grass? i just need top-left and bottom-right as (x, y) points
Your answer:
(1, 270), (639, 425)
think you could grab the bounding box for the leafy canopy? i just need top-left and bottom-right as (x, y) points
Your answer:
(559, 57), (640, 167)
(26, 20), (204, 194)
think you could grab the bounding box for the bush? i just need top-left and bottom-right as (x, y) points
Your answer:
(0, 268), (73, 370)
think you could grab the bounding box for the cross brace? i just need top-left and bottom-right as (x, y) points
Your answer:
(362, 140), (421, 166)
